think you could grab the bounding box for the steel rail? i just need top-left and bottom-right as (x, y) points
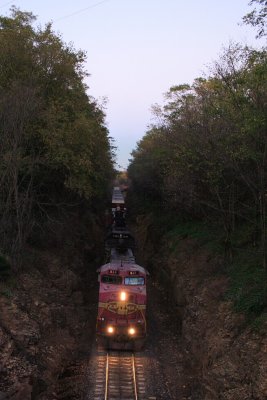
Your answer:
(132, 353), (138, 400)
(104, 351), (139, 400)
(104, 352), (109, 400)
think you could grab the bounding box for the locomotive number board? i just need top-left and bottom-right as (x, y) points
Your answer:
(129, 271), (139, 275)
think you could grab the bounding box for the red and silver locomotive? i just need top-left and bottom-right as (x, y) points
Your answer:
(96, 186), (148, 350)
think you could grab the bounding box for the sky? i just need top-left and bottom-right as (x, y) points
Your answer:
(0, 0), (264, 169)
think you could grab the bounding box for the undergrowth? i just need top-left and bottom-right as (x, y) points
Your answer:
(129, 189), (267, 328)
(166, 220), (224, 253)
(155, 215), (267, 328)
(226, 250), (267, 326)
(0, 254), (11, 281)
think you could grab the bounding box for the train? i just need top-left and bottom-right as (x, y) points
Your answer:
(111, 186), (125, 212)
(96, 186), (148, 350)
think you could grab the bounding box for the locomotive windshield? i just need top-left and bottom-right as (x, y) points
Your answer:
(124, 277), (145, 285)
(101, 275), (122, 284)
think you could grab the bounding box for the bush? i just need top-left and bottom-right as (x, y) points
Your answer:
(0, 254), (11, 280)
(227, 251), (267, 320)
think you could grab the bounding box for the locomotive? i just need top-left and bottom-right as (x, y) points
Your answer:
(96, 186), (148, 350)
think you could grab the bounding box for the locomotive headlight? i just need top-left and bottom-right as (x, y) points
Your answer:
(128, 327), (135, 336)
(120, 291), (127, 301)
(107, 326), (114, 334)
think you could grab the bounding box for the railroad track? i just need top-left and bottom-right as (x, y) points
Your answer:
(94, 351), (147, 400)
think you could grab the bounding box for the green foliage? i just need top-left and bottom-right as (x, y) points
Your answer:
(0, 7), (114, 197)
(163, 220), (224, 255)
(0, 286), (13, 298)
(250, 312), (267, 331)
(0, 7), (114, 267)
(227, 252), (267, 318)
(167, 221), (215, 242)
(243, 0), (267, 38)
(129, 44), (267, 242)
(0, 254), (11, 280)
(128, 126), (168, 202)
(128, 43), (267, 322)
(228, 222), (258, 248)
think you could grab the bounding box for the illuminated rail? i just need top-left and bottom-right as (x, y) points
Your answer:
(94, 351), (146, 400)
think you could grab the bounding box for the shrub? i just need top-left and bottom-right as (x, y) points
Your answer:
(0, 254), (11, 280)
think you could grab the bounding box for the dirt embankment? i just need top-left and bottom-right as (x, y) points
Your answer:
(134, 214), (267, 400)
(0, 212), (103, 400)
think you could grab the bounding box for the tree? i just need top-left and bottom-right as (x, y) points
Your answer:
(128, 44), (267, 266)
(0, 8), (114, 268)
(243, 0), (267, 38)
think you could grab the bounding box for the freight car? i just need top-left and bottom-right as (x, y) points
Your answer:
(111, 186), (125, 212)
(105, 227), (135, 253)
